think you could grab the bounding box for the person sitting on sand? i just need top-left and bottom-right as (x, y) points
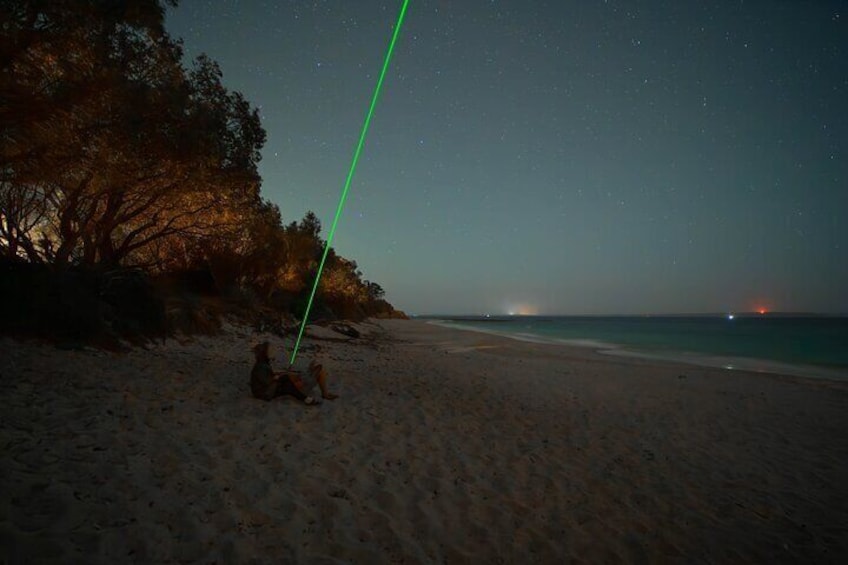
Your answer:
(250, 342), (338, 405)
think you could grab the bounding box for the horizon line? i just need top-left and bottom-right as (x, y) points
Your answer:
(411, 311), (848, 318)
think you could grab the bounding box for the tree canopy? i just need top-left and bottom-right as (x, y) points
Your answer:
(2, 0), (264, 267)
(0, 0), (403, 333)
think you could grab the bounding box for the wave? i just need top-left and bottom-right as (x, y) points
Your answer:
(428, 319), (848, 382)
(427, 320), (616, 348)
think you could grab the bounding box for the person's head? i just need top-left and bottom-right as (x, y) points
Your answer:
(252, 341), (270, 362)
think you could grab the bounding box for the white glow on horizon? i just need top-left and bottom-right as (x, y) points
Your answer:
(505, 303), (538, 316)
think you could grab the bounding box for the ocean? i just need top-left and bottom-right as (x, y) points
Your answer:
(424, 315), (848, 381)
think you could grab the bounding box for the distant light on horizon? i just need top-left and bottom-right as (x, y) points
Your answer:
(505, 303), (538, 316)
(751, 299), (772, 315)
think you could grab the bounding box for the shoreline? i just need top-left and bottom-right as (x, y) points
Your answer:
(426, 318), (848, 383)
(2, 319), (847, 563)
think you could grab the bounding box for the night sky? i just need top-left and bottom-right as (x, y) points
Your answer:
(166, 1), (847, 315)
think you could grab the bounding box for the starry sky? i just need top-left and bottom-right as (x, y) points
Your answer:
(166, 1), (847, 315)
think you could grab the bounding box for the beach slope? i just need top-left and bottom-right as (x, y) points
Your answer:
(2, 319), (847, 563)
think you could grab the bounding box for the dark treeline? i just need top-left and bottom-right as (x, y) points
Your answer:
(0, 0), (404, 343)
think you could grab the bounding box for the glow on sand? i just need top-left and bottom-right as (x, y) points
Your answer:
(289, 0), (411, 366)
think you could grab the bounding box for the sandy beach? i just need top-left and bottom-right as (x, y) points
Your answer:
(2, 319), (847, 563)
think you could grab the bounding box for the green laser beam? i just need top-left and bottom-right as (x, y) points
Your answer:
(289, 0), (410, 366)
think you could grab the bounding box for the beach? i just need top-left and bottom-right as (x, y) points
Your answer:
(2, 319), (847, 563)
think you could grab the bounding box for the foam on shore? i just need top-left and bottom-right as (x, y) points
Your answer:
(430, 319), (848, 382)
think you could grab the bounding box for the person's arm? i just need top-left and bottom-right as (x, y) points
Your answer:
(274, 370), (305, 390)
(272, 369), (288, 380)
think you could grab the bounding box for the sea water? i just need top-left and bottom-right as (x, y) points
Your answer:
(426, 315), (848, 381)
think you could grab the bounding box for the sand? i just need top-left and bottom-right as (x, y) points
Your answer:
(1, 319), (847, 563)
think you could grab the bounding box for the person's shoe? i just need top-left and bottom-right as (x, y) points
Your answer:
(304, 396), (321, 406)
(322, 393), (339, 401)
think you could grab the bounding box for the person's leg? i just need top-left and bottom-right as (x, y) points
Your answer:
(275, 375), (308, 402)
(310, 362), (338, 400)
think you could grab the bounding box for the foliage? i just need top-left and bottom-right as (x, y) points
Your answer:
(0, 0), (403, 339)
(1, 0), (264, 267)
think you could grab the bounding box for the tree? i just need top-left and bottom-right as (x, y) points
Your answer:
(0, 181), (48, 261)
(203, 198), (291, 297)
(0, 0), (265, 267)
(365, 281), (385, 301)
(1, 1), (401, 326)
(320, 253), (365, 302)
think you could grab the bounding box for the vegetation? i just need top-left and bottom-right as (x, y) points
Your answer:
(0, 0), (404, 343)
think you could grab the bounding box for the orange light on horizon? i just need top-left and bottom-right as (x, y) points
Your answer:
(750, 299), (771, 315)
(506, 303), (538, 316)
